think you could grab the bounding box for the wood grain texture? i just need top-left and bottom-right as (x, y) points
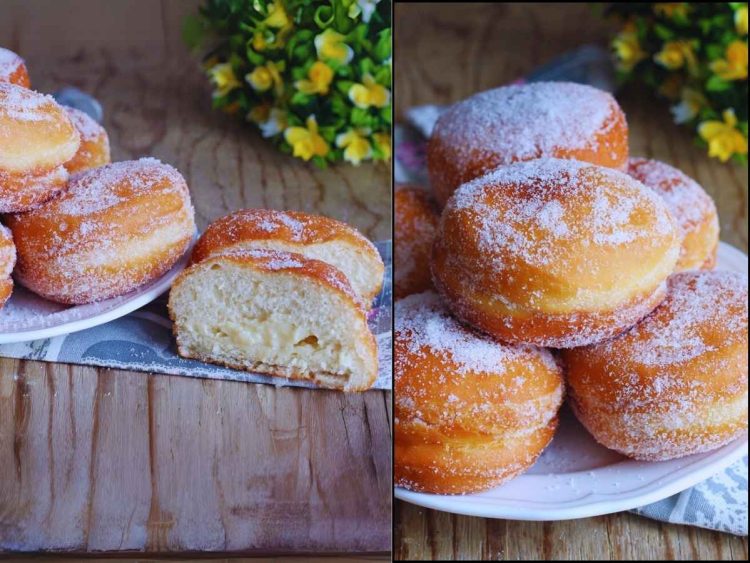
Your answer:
(0, 0), (391, 556)
(394, 2), (748, 561)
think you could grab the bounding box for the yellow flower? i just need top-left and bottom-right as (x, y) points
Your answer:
(736, 6), (748, 36)
(349, 74), (390, 109)
(372, 132), (391, 161)
(654, 40), (696, 71)
(336, 128), (372, 165)
(698, 109), (748, 162)
(264, 1), (289, 29)
(284, 116), (330, 161)
(710, 41), (748, 81)
(246, 61), (284, 95)
(295, 61), (334, 95)
(253, 31), (267, 52)
(653, 3), (689, 19)
(612, 30), (646, 72)
(314, 29), (354, 64)
(208, 62), (241, 98)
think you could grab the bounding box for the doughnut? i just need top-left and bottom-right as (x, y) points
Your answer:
(169, 248), (378, 391)
(0, 83), (79, 174)
(0, 165), (68, 213)
(432, 158), (681, 348)
(62, 105), (111, 174)
(0, 223), (16, 308)
(6, 158), (196, 304)
(0, 47), (30, 87)
(562, 271), (748, 461)
(395, 291), (563, 494)
(395, 185), (439, 299)
(428, 81), (629, 206)
(627, 157), (719, 272)
(190, 208), (384, 307)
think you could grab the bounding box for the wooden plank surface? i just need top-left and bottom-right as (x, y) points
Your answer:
(394, 3), (748, 561)
(0, 0), (391, 556)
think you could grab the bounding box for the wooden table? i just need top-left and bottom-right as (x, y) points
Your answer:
(394, 3), (748, 561)
(0, 0), (391, 557)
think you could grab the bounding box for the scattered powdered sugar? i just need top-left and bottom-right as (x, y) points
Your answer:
(432, 82), (619, 166)
(394, 187), (438, 289)
(0, 82), (56, 122)
(253, 210), (305, 240)
(627, 157), (716, 230)
(618, 270), (748, 367)
(62, 105), (104, 141)
(450, 158), (675, 268)
(395, 290), (557, 376)
(0, 47), (22, 79)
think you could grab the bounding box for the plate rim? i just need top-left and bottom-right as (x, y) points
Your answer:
(395, 240), (749, 520)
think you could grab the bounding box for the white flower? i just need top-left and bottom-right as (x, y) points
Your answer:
(260, 108), (287, 138)
(349, 0), (381, 23)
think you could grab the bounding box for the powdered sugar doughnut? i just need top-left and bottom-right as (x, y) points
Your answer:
(395, 185), (439, 299)
(6, 158), (196, 304)
(395, 291), (564, 494)
(432, 158), (681, 348)
(563, 271), (748, 461)
(627, 157), (719, 272)
(0, 223), (16, 308)
(0, 83), (79, 174)
(428, 82), (629, 206)
(0, 165), (68, 213)
(0, 47), (30, 88)
(62, 106), (111, 174)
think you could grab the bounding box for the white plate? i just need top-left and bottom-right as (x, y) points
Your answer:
(0, 245), (193, 344)
(395, 241), (749, 520)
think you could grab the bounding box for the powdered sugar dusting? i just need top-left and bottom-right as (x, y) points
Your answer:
(432, 82), (619, 166)
(63, 105), (105, 141)
(0, 48), (22, 80)
(394, 187), (439, 294)
(0, 82), (56, 122)
(396, 290), (557, 375)
(627, 157), (717, 232)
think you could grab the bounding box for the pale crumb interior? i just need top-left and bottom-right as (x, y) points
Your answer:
(171, 262), (373, 389)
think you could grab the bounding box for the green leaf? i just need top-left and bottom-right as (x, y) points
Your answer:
(706, 75), (731, 91)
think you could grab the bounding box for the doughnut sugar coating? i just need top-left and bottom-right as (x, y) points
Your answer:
(627, 157), (719, 272)
(428, 81), (629, 206)
(6, 158), (196, 304)
(190, 208), (384, 307)
(562, 271), (748, 461)
(395, 291), (564, 494)
(394, 185), (439, 299)
(432, 158), (681, 348)
(0, 165), (68, 213)
(62, 105), (111, 174)
(0, 47), (30, 87)
(0, 82), (79, 174)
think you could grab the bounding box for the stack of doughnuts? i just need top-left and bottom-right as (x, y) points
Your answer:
(396, 80), (747, 494)
(0, 47), (195, 309)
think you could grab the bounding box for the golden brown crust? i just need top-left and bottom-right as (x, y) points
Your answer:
(394, 186), (439, 299)
(6, 158), (195, 304)
(432, 159), (680, 348)
(394, 291), (564, 494)
(0, 165), (69, 213)
(0, 223), (15, 309)
(168, 248), (378, 391)
(427, 82), (629, 206)
(562, 271), (748, 461)
(62, 106), (111, 174)
(627, 157), (720, 273)
(0, 83), (79, 174)
(0, 48), (30, 88)
(189, 208), (384, 304)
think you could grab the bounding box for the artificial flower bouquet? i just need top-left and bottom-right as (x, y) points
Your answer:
(184, 0), (392, 167)
(609, 2), (747, 164)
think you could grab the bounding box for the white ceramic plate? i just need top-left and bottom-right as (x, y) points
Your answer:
(395, 241), (749, 521)
(0, 243), (194, 344)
